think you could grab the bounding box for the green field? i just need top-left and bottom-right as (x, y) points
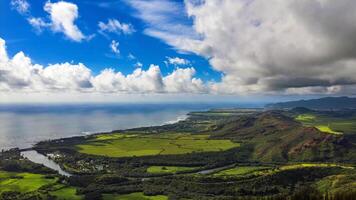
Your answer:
(279, 163), (354, 170)
(315, 125), (342, 135)
(147, 166), (197, 174)
(103, 192), (168, 200)
(295, 113), (356, 135)
(295, 114), (316, 122)
(77, 133), (240, 157)
(0, 171), (57, 193)
(214, 166), (271, 177)
(50, 186), (83, 200)
(0, 171), (82, 199)
(214, 163), (354, 178)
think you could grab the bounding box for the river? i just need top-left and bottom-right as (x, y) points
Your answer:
(21, 150), (71, 177)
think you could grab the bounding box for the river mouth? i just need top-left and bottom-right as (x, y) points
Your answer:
(21, 150), (71, 177)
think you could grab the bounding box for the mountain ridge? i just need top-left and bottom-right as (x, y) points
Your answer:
(266, 96), (356, 110)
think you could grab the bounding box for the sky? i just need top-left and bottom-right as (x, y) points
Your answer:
(1, 0), (356, 103)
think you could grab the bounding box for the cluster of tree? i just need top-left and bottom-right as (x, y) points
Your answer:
(291, 186), (356, 200)
(0, 191), (57, 200)
(139, 167), (346, 199)
(0, 149), (54, 174)
(66, 174), (142, 200)
(59, 163), (355, 200)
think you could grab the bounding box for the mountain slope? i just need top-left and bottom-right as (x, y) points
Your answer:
(210, 111), (355, 162)
(266, 96), (356, 110)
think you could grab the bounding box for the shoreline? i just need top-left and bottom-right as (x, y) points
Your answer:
(2, 107), (262, 152)
(1, 111), (191, 152)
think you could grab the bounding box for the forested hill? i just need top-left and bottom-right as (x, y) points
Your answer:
(266, 96), (356, 110)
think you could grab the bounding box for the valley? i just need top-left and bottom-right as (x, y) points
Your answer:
(1, 108), (356, 199)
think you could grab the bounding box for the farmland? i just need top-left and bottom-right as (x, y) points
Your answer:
(76, 133), (240, 158)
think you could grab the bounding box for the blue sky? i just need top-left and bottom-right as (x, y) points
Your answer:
(0, 0), (220, 80)
(1, 0), (356, 103)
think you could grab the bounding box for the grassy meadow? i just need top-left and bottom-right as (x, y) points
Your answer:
(0, 171), (56, 193)
(315, 125), (342, 135)
(50, 186), (83, 200)
(0, 171), (82, 199)
(77, 133), (240, 157)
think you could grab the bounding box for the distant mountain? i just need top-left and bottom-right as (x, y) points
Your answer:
(266, 96), (356, 110)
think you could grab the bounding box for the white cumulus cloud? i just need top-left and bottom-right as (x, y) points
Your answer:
(91, 65), (164, 93)
(40, 62), (93, 90)
(0, 38), (207, 94)
(0, 38), (92, 92)
(183, 0), (356, 94)
(163, 67), (207, 93)
(98, 19), (135, 35)
(43, 1), (86, 42)
(165, 57), (190, 66)
(27, 17), (50, 32)
(12, 1), (87, 42)
(128, 0), (356, 95)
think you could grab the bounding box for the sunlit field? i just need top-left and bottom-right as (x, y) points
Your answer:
(77, 133), (240, 157)
(295, 113), (356, 135)
(0, 171), (56, 193)
(0, 171), (82, 199)
(214, 166), (271, 177)
(212, 163), (354, 179)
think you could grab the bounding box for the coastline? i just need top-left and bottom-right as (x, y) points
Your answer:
(13, 113), (191, 175)
(1, 110), (191, 152)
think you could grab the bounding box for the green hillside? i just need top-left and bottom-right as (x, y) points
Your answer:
(210, 111), (356, 162)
